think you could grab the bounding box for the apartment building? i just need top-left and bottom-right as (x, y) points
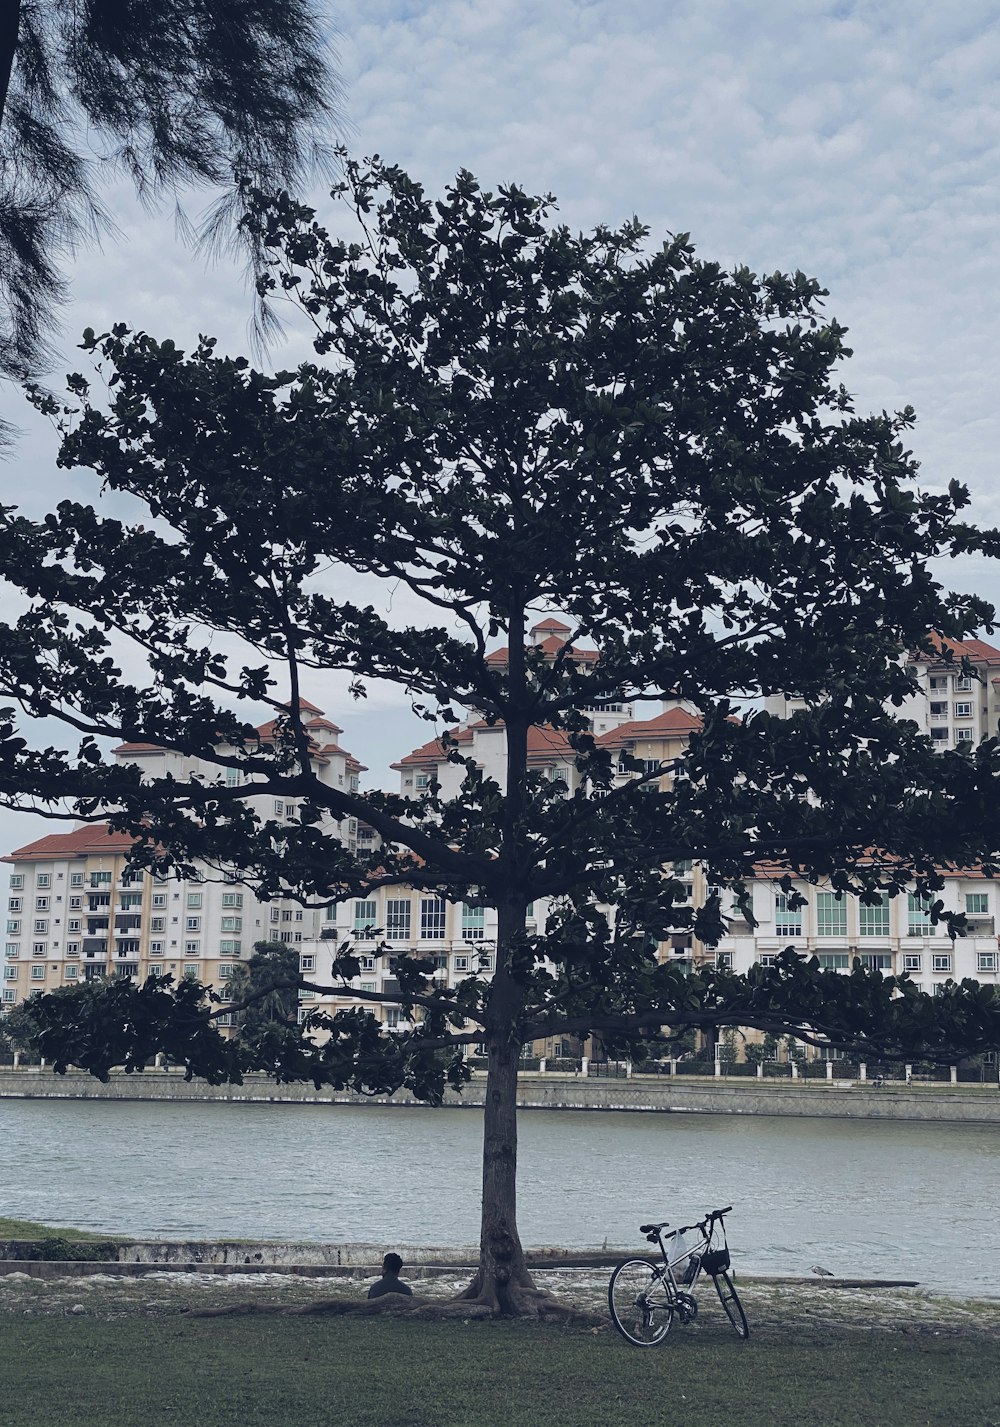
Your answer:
(1, 701), (364, 1023)
(5, 630), (1000, 1055)
(765, 634), (1000, 753)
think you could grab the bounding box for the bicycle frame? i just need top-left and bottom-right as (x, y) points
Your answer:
(608, 1204), (749, 1345)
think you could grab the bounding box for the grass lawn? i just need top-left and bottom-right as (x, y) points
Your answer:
(0, 1219), (109, 1241)
(1, 1312), (998, 1427)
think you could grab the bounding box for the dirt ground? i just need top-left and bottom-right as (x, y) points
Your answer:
(2, 1266), (998, 1341)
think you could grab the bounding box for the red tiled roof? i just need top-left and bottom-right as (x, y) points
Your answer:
(305, 716), (343, 735)
(113, 742), (166, 754)
(280, 697), (325, 714)
(392, 727), (475, 769)
(485, 636), (599, 666)
(596, 709), (703, 745)
(531, 618), (572, 635)
(4, 825), (138, 862)
(914, 634), (1000, 665)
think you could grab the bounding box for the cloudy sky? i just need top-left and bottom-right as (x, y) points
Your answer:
(3, 0), (1000, 849)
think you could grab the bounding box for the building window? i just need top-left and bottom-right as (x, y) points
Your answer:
(222, 892), (243, 908)
(183, 963), (199, 978)
(907, 895), (933, 935)
(67, 919), (81, 933)
(218, 964), (233, 978)
(758, 954), (776, 968)
(2, 989), (15, 1002)
(270, 908), (280, 924)
(184, 941), (200, 954)
(956, 727), (975, 742)
(220, 940), (242, 955)
(34, 896), (49, 911)
(186, 892), (203, 909)
(815, 893), (847, 938)
(65, 966), (78, 980)
(354, 900), (378, 936)
(4, 943), (17, 957)
(930, 727), (949, 742)
(858, 895), (890, 938)
(9, 874), (24, 889)
(149, 941), (163, 954)
(415, 772), (431, 790)
(929, 701), (948, 718)
(300, 955), (314, 972)
(185, 917), (201, 932)
(359, 956), (376, 972)
(816, 952), (849, 970)
(274, 800), (284, 816)
(152, 893), (167, 908)
(932, 953), (952, 973)
(858, 952), (892, 971)
(954, 676), (973, 691)
(954, 702), (973, 719)
(385, 899), (411, 940)
(419, 898), (447, 939)
(461, 904), (486, 940)
(3, 966), (16, 980)
(70, 873), (83, 887)
(30, 965), (45, 980)
(69, 896), (81, 909)
(33, 920), (48, 934)
(774, 894), (802, 937)
(150, 917), (165, 933)
(225, 767), (240, 787)
(281, 910), (292, 922)
(977, 952), (997, 973)
(37, 873), (50, 888)
(221, 917), (242, 933)
(966, 893), (989, 915)
(5, 921), (19, 935)
(7, 898), (20, 912)
(66, 943), (79, 955)
(32, 942), (46, 956)
(149, 963), (162, 977)
(454, 955), (471, 973)
(89, 872), (112, 887)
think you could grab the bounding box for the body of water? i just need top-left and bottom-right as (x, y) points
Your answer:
(2, 1098), (997, 1294)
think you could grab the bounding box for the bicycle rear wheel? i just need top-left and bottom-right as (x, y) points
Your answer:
(713, 1271), (749, 1339)
(608, 1259), (673, 1346)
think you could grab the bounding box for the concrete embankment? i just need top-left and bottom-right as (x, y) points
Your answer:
(2, 1067), (1000, 1122)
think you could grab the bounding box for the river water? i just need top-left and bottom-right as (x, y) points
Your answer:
(2, 1099), (997, 1295)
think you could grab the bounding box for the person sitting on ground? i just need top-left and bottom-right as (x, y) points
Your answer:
(367, 1251), (413, 1299)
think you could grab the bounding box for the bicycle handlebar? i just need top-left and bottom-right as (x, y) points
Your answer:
(639, 1206), (733, 1238)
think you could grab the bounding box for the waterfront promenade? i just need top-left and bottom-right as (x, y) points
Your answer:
(2, 1066), (999, 1122)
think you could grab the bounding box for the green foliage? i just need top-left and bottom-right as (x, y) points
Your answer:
(229, 941), (302, 1035)
(0, 0), (340, 399)
(15, 1236), (119, 1262)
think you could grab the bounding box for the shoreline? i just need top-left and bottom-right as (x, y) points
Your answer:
(3, 1066), (1000, 1124)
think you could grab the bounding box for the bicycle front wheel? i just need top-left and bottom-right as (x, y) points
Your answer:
(608, 1259), (674, 1346)
(713, 1271), (749, 1339)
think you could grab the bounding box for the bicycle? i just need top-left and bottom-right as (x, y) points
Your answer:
(608, 1204), (749, 1346)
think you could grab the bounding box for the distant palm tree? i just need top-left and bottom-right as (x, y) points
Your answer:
(0, 0), (342, 420)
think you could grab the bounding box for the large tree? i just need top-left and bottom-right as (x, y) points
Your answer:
(0, 0), (340, 407)
(4, 156), (1000, 1315)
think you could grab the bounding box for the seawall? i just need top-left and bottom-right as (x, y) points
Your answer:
(2, 1068), (1000, 1123)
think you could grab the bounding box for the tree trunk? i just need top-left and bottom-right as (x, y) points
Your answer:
(457, 1027), (543, 1313)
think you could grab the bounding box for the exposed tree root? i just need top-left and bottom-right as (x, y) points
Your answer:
(184, 1288), (602, 1325)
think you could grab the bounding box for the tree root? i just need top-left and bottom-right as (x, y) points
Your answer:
(184, 1287), (602, 1325)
